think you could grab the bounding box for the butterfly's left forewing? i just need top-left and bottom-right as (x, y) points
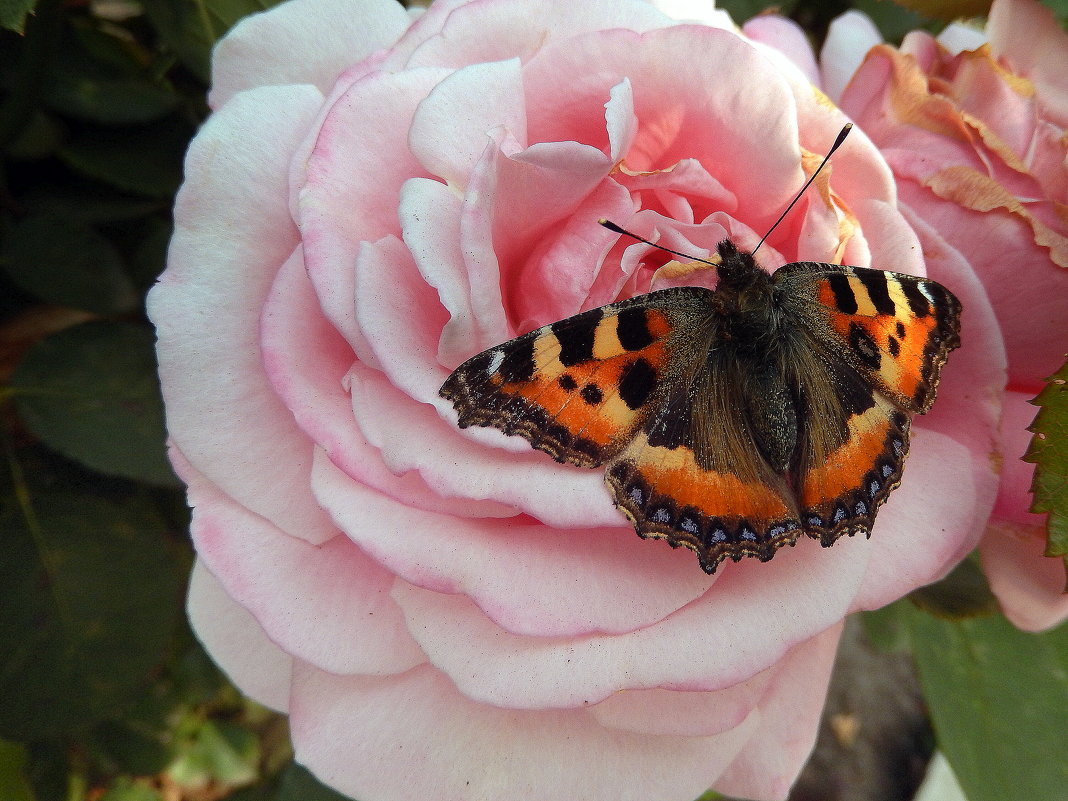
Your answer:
(440, 288), (713, 468)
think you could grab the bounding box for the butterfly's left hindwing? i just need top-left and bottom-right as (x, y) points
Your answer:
(440, 288), (713, 468)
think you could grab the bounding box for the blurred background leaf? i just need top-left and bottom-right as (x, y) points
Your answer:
(0, 0), (37, 33)
(0, 464), (184, 739)
(11, 321), (177, 485)
(908, 608), (1068, 801)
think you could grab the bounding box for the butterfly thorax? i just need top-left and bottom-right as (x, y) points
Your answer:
(708, 240), (783, 357)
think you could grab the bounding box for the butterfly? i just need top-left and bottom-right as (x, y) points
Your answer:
(439, 136), (962, 574)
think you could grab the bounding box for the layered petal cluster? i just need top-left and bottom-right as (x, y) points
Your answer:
(149, 0), (1003, 798)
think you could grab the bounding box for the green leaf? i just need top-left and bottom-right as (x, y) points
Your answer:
(99, 778), (163, 801)
(129, 217), (173, 293)
(0, 479), (184, 739)
(1, 213), (138, 314)
(909, 609), (1068, 801)
(887, 0), (990, 23)
(1039, 0), (1068, 28)
(141, 0), (283, 82)
(0, 0), (36, 33)
(91, 721), (171, 776)
(715, 0), (799, 23)
(274, 763), (352, 801)
(43, 23), (178, 124)
(908, 555), (999, 620)
(58, 118), (193, 199)
(861, 598), (914, 653)
(0, 738), (36, 801)
(10, 321), (178, 486)
(167, 720), (259, 790)
(1024, 358), (1068, 584)
(3, 110), (63, 160)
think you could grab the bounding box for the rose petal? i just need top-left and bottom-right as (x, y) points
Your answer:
(586, 629), (839, 740)
(522, 25), (804, 225)
(348, 362), (621, 528)
(743, 16), (820, 87)
(389, 536), (868, 708)
(896, 179), (1068, 385)
(981, 522), (1068, 632)
(289, 662), (757, 801)
(409, 58), (526, 188)
(714, 622), (843, 800)
(644, 0), (736, 28)
(301, 67), (451, 352)
(937, 22), (987, 56)
(820, 11), (882, 103)
(390, 0), (676, 70)
(208, 0), (410, 108)
(509, 179), (635, 328)
(312, 450), (713, 637)
(398, 177), (477, 368)
(852, 429), (988, 611)
(605, 78), (638, 163)
(176, 446), (426, 676)
(148, 85), (337, 545)
(187, 560), (293, 712)
(261, 248), (516, 519)
(988, 0), (1068, 127)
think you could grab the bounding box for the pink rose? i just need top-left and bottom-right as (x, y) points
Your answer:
(798, 0), (1068, 631)
(149, 0), (1002, 798)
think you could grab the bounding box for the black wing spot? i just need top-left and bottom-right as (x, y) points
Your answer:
(580, 383), (604, 405)
(848, 322), (881, 370)
(554, 309), (602, 366)
(827, 273), (859, 314)
(618, 358), (658, 410)
(616, 306), (655, 351)
(558, 374), (578, 391)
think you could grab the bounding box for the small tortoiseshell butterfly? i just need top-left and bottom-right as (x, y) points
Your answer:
(440, 127), (962, 574)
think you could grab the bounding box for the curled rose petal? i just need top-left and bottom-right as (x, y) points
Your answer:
(151, 0), (1006, 798)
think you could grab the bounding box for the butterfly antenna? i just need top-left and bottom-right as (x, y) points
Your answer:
(752, 123), (853, 255)
(597, 219), (719, 266)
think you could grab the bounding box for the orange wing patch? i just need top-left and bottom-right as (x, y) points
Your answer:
(606, 432), (803, 573)
(798, 396), (910, 547)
